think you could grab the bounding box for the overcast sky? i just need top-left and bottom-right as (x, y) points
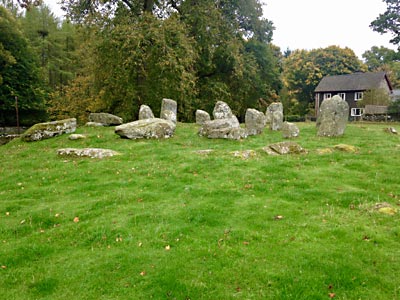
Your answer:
(262, 0), (396, 58)
(44, 0), (396, 59)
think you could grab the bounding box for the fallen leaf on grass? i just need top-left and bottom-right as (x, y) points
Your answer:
(243, 241), (249, 245)
(138, 242), (143, 247)
(362, 235), (370, 241)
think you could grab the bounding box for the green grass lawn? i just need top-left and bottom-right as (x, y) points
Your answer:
(0, 122), (399, 299)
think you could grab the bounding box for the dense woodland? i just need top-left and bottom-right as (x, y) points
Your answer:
(1, 0), (400, 126)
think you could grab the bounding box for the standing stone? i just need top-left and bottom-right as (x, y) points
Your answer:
(89, 113), (123, 126)
(213, 101), (233, 119)
(282, 121), (299, 138)
(316, 95), (349, 137)
(139, 105), (155, 120)
(115, 118), (175, 139)
(160, 110), (177, 124)
(270, 111), (283, 131)
(266, 102), (283, 124)
(245, 108), (266, 136)
(160, 98), (177, 124)
(21, 118), (77, 142)
(196, 109), (211, 125)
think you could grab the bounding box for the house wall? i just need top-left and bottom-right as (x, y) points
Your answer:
(316, 91), (358, 109)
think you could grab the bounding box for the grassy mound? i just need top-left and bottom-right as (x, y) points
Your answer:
(0, 122), (399, 299)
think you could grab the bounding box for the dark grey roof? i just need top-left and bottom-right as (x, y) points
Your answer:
(314, 72), (392, 92)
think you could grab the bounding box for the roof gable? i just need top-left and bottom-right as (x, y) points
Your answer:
(315, 72), (393, 92)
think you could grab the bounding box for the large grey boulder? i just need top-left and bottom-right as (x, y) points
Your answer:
(316, 95), (349, 137)
(199, 116), (246, 140)
(115, 118), (175, 139)
(245, 108), (266, 136)
(21, 118), (77, 142)
(282, 122), (299, 139)
(200, 116), (240, 132)
(266, 102), (283, 124)
(89, 113), (123, 126)
(195, 109), (211, 125)
(207, 127), (247, 140)
(213, 101), (233, 119)
(139, 105), (155, 120)
(160, 98), (177, 124)
(57, 148), (119, 159)
(200, 101), (247, 140)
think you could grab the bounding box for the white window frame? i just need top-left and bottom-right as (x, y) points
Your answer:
(354, 92), (363, 101)
(351, 108), (364, 117)
(323, 93), (332, 100)
(338, 93), (346, 100)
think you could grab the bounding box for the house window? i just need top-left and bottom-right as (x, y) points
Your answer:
(354, 92), (363, 101)
(338, 93), (346, 100)
(323, 93), (331, 100)
(351, 108), (364, 117)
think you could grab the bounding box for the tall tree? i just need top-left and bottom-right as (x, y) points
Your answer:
(0, 6), (46, 125)
(370, 0), (400, 47)
(362, 46), (400, 87)
(56, 0), (280, 121)
(21, 4), (78, 88)
(176, 0), (278, 117)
